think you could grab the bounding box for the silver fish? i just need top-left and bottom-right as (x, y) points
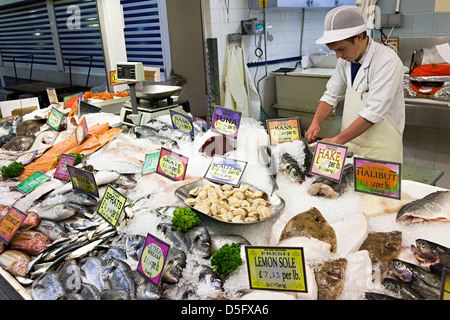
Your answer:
(186, 225), (211, 258)
(279, 152), (306, 184)
(79, 256), (105, 293)
(198, 265), (223, 291)
(412, 238), (450, 267)
(31, 271), (66, 300)
(130, 125), (179, 149)
(32, 203), (77, 222)
(157, 223), (190, 252)
(35, 219), (68, 241)
(382, 277), (425, 300)
(100, 289), (131, 300)
(101, 258), (136, 299)
(396, 191), (450, 224)
(65, 238), (106, 260)
(79, 283), (101, 300)
(59, 259), (82, 292)
(134, 271), (163, 300)
(162, 248), (187, 284)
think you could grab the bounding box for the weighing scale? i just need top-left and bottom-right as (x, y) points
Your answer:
(116, 62), (189, 126)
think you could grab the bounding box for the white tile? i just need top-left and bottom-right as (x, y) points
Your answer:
(416, 127), (439, 151)
(435, 151), (450, 172)
(435, 171), (450, 189)
(414, 149), (436, 168)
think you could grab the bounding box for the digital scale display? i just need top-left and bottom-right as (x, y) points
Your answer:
(117, 64), (136, 80)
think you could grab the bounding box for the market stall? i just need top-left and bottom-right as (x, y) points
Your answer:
(0, 98), (448, 301)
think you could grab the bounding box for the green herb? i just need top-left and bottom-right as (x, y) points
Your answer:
(210, 243), (243, 278)
(57, 153), (84, 165)
(171, 207), (201, 232)
(1, 161), (25, 179)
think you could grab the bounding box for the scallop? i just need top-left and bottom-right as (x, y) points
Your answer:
(210, 204), (219, 216)
(189, 187), (202, 196)
(197, 190), (208, 200)
(233, 208), (248, 217)
(231, 215), (244, 223)
(184, 198), (198, 206)
(222, 184), (233, 191)
(198, 204), (211, 215)
(240, 184), (250, 192)
(233, 190), (245, 200)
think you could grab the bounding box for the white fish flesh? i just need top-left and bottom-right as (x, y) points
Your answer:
(13, 178), (66, 212)
(362, 191), (415, 217)
(331, 211), (368, 257)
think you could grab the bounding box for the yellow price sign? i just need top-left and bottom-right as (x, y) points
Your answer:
(245, 246), (307, 292)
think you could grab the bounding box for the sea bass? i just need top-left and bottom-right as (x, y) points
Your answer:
(396, 190), (450, 224)
(279, 152), (306, 184)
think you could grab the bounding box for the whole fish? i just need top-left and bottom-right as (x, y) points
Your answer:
(124, 234), (146, 261)
(210, 234), (251, 254)
(65, 238), (106, 260)
(382, 277), (425, 300)
(0, 249), (31, 277)
(2, 135), (35, 151)
(258, 145), (279, 194)
(43, 191), (99, 207)
(396, 191), (450, 224)
(79, 283), (101, 300)
(102, 258), (136, 299)
(129, 125), (179, 149)
(0, 205), (40, 229)
(31, 271), (66, 300)
(35, 219), (68, 241)
(100, 289), (131, 300)
(9, 229), (52, 256)
(162, 247), (187, 284)
(134, 271), (163, 300)
(157, 223), (190, 252)
(15, 119), (47, 136)
(144, 118), (194, 143)
(364, 292), (400, 300)
(412, 238), (450, 268)
(186, 225), (211, 258)
(301, 135), (314, 175)
(58, 259), (82, 292)
(79, 256), (105, 293)
(388, 259), (441, 300)
(31, 203), (77, 222)
(279, 152), (306, 184)
(307, 163), (354, 199)
(198, 264), (223, 290)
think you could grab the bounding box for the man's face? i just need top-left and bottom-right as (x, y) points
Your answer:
(327, 33), (366, 62)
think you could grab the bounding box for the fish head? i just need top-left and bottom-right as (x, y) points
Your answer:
(389, 259), (414, 282)
(412, 239), (438, 263)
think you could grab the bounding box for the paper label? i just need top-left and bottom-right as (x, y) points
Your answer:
(0, 207), (28, 244)
(76, 117), (88, 146)
(54, 154), (76, 181)
(142, 152), (160, 175)
(137, 234), (170, 287)
(441, 267), (450, 300)
(46, 88), (59, 104)
(16, 171), (50, 194)
(204, 155), (247, 187)
(15, 150), (37, 166)
(310, 142), (348, 182)
(156, 148), (189, 181)
(97, 185), (127, 227)
(170, 110), (194, 136)
(354, 157), (401, 199)
(245, 246), (307, 292)
(67, 165), (99, 198)
(266, 118), (301, 145)
(46, 107), (64, 131)
(212, 106), (242, 139)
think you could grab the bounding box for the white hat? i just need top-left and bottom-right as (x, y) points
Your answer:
(316, 6), (367, 45)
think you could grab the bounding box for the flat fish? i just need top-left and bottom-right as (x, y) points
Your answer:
(358, 231), (402, 281)
(16, 119), (47, 136)
(2, 135), (36, 151)
(279, 207), (337, 253)
(314, 258), (347, 300)
(307, 163), (353, 199)
(31, 271), (66, 300)
(396, 190), (450, 224)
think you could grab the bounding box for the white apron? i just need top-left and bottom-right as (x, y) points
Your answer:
(341, 87), (403, 163)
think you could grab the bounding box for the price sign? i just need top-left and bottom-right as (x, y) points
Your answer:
(245, 246), (307, 292)
(46, 107), (64, 131)
(354, 157), (401, 199)
(16, 171), (50, 194)
(137, 233), (170, 287)
(76, 116), (88, 146)
(46, 88), (59, 104)
(97, 185), (127, 228)
(266, 117), (301, 145)
(211, 106), (242, 139)
(310, 141), (348, 182)
(170, 110), (194, 136)
(441, 267), (450, 300)
(142, 152), (160, 175)
(204, 155), (247, 187)
(156, 148), (189, 182)
(67, 165), (99, 198)
(15, 150), (37, 166)
(54, 154), (76, 181)
(0, 207), (28, 244)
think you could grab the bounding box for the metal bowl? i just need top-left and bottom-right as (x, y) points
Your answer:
(135, 85), (182, 101)
(174, 179), (285, 225)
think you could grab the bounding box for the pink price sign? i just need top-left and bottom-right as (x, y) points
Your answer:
(310, 141), (348, 182)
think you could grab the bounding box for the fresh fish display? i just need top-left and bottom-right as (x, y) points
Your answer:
(101, 258), (136, 299)
(15, 119), (47, 136)
(381, 277), (425, 300)
(279, 207), (337, 253)
(58, 259), (82, 292)
(144, 118), (194, 143)
(186, 225), (211, 258)
(388, 259), (441, 300)
(30, 204), (78, 222)
(129, 125), (179, 149)
(307, 163), (354, 199)
(279, 152), (306, 184)
(162, 248), (187, 284)
(258, 145), (279, 194)
(35, 220), (68, 241)
(31, 271), (66, 300)
(157, 223), (191, 252)
(412, 238), (450, 268)
(359, 231), (402, 281)
(0, 205), (40, 229)
(2, 135), (36, 151)
(198, 264), (223, 291)
(396, 190), (450, 224)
